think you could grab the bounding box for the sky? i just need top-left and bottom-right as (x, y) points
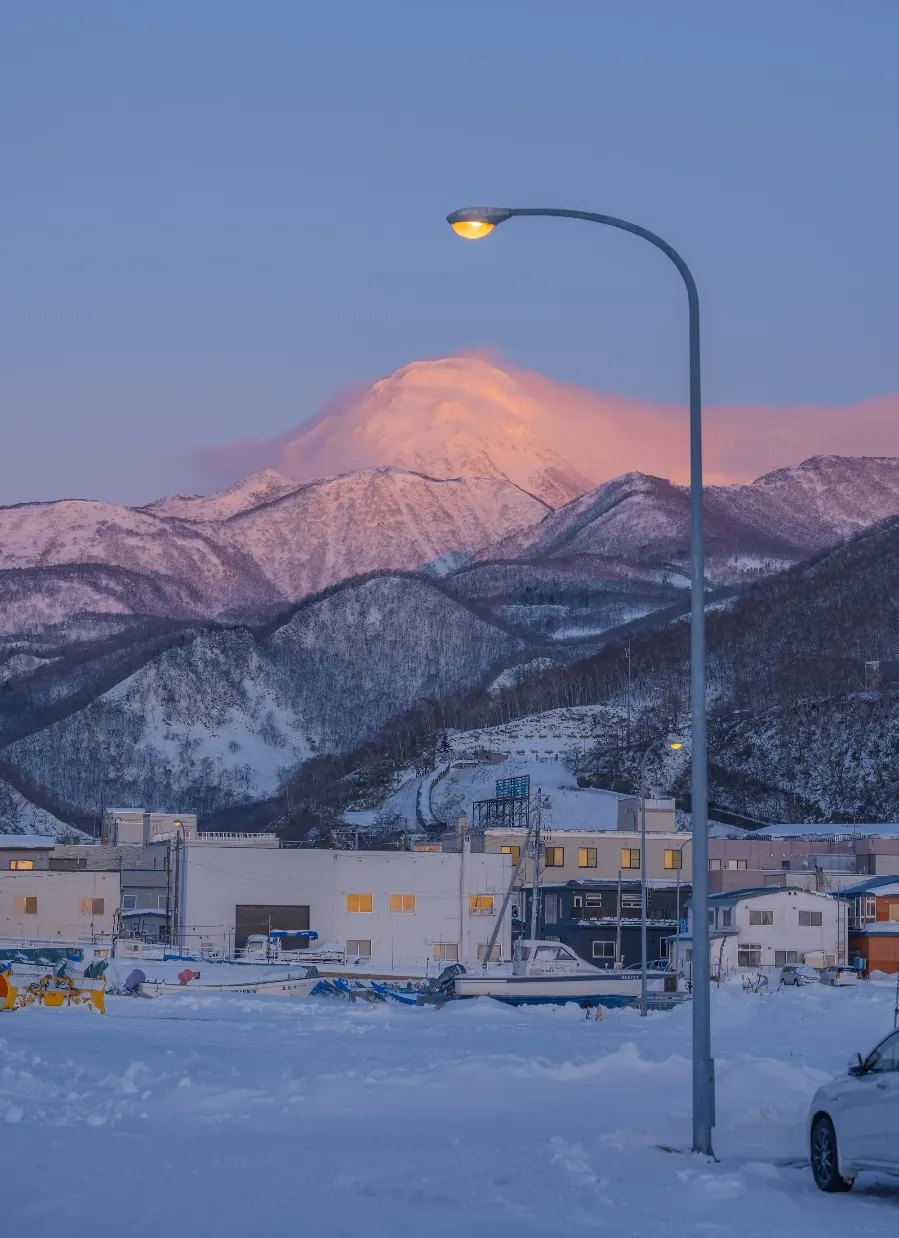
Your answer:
(2, 1), (898, 505)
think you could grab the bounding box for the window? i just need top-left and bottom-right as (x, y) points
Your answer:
(850, 895), (877, 928)
(543, 893), (559, 924)
(866, 1030), (899, 1074)
(709, 910), (716, 927)
(14, 896), (37, 915)
(728, 859), (748, 871)
(80, 898), (104, 916)
(775, 950), (799, 967)
(781, 860), (791, 870)
(663, 849), (683, 871)
(720, 909), (732, 928)
(477, 943), (501, 962)
(572, 894), (583, 910)
(592, 940), (615, 958)
(345, 939), (371, 958)
(621, 892), (641, 910)
(157, 894), (167, 911)
(888, 902), (899, 923)
(749, 909), (774, 926)
(469, 895), (495, 915)
(708, 858), (721, 871)
(346, 893), (373, 913)
(578, 847), (597, 869)
(8, 859), (34, 870)
(621, 848), (640, 870)
(122, 895), (137, 911)
(798, 910), (823, 927)
(389, 894), (416, 913)
(737, 944), (762, 968)
(432, 943), (459, 963)
(585, 894), (603, 908)
(544, 846), (564, 868)
(500, 845), (520, 864)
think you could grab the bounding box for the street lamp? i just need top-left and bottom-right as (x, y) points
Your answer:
(447, 205), (714, 1156)
(639, 737), (684, 1017)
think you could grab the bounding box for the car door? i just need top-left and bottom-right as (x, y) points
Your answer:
(865, 1030), (899, 1166)
(835, 1068), (889, 1166)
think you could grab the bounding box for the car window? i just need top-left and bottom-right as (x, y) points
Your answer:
(867, 1031), (899, 1073)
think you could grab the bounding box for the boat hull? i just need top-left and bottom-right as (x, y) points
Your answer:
(454, 973), (666, 1008)
(147, 976), (319, 999)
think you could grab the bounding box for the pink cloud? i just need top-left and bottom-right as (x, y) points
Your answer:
(190, 355), (899, 494)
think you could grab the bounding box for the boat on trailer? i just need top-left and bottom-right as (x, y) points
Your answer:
(452, 940), (673, 1007)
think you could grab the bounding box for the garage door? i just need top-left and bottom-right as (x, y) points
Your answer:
(235, 904), (310, 950)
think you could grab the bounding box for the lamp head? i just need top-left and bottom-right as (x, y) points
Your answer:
(667, 739), (684, 751)
(447, 206), (513, 239)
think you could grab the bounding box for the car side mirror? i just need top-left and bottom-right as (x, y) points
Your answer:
(848, 1053), (865, 1076)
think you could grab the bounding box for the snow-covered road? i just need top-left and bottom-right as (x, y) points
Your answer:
(2, 981), (898, 1236)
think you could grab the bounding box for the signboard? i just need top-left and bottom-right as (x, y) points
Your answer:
(496, 775), (530, 800)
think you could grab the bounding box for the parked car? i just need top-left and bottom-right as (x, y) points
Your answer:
(819, 965), (859, 987)
(780, 963), (819, 987)
(809, 1029), (899, 1190)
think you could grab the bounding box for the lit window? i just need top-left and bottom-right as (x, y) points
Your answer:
(500, 845), (520, 864)
(345, 939), (371, 958)
(469, 895), (494, 915)
(664, 849), (682, 870)
(592, 940), (615, 958)
(578, 847), (597, 869)
(544, 847), (564, 868)
(727, 859), (748, 871)
(737, 944), (762, 968)
(749, 909), (774, 926)
(432, 943), (459, 962)
(346, 893), (373, 913)
(80, 898), (104, 916)
(14, 896), (37, 915)
(122, 895), (137, 911)
(798, 910), (823, 927)
(389, 894), (416, 913)
(477, 943), (501, 962)
(9, 859), (34, 871)
(621, 848), (640, 870)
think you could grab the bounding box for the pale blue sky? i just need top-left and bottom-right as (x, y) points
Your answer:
(2, 2), (898, 503)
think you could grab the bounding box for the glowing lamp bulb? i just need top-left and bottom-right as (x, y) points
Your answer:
(450, 218), (496, 239)
(668, 742), (684, 751)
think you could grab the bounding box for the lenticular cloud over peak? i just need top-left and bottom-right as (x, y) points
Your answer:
(193, 354), (899, 505)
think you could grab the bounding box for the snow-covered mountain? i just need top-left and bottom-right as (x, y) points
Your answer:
(0, 468), (548, 637)
(2, 574), (529, 818)
(258, 356), (598, 508)
(480, 457), (899, 583)
(143, 469), (297, 521)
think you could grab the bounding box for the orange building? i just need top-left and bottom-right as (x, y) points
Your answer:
(845, 877), (899, 975)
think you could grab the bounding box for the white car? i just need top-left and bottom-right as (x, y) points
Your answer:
(808, 1029), (899, 1191)
(819, 965), (859, 987)
(780, 963), (818, 986)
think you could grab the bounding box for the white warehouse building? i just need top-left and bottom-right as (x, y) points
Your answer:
(177, 843), (512, 970)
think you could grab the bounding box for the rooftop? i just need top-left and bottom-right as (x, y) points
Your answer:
(0, 834), (58, 849)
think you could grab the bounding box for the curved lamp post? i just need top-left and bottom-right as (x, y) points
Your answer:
(639, 736), (684, 1017)
(447, 205), (714, 1156)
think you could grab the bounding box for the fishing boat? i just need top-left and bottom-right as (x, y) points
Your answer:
(144, 971), (320, 999)
(451, 940), (673, 1007)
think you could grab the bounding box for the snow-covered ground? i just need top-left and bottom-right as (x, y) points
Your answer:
(3, 980), (898, 1235)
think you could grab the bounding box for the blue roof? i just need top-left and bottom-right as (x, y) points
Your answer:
(839, 875), (899, 897)
(683, 886), (844, 910)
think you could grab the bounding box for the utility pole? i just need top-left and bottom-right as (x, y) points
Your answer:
(626, 637), (632, 747)
(528, 790), (542, 942)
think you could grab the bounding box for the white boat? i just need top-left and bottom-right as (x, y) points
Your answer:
(146, 974), (320, 999)
(452, 941), (673, 1007)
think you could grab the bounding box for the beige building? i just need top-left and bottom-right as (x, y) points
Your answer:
(0, 868), (120, 941)
(101, 810), (197, 846)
